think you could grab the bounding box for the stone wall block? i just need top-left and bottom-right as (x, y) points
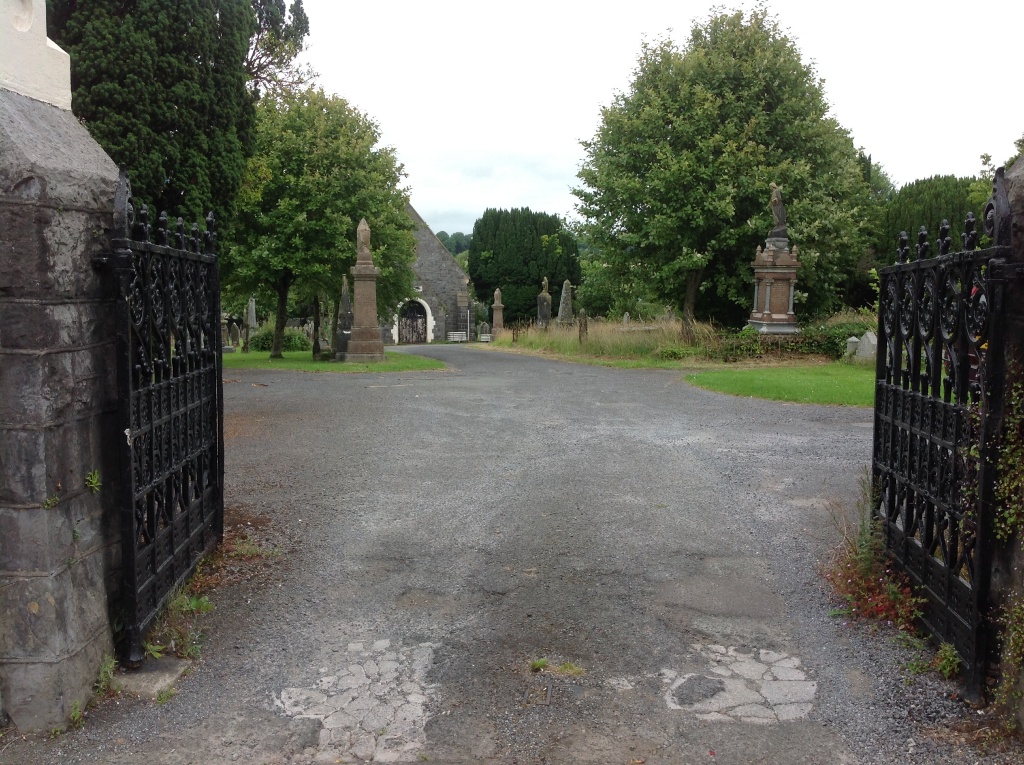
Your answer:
(64, 549), (112, 649)
(0, 505), (68, 573)
(0, 427), (47, 504)
(0, 300), (115, 350)
(0, 572), (72, 660)
(0, 632), (108, 732)
(0, 90), (119, 209)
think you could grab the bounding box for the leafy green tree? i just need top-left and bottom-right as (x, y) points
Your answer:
(246, 0), (313, 97)
(967, 134), (1024, 221)
(224, 87), (415, 357)
(467, 208), (581, 324)
(47, 0), (255, 225)
(436, 231), (472, 257)
(574, 10), (872, 326)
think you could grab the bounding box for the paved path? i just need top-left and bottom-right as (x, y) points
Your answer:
(7, 346), (967, 765)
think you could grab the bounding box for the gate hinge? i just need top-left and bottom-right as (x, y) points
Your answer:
(989, 262), (1024, 281)
(91, 243), (132, 271)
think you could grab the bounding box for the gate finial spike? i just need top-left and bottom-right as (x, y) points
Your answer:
(962, 212), (978, 250)
(916, 226), (930, 261)
(938, 220), (951, 256)
(897, 231), (910, 263)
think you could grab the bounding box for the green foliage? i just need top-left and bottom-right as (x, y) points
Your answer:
(574, 10), (872, 325)
(85, 469), (101, 494)
(143, 641), (165, 660)
(222, 349), (445, 373)
(875, 175), (978, 259)
(94, 654), (119, 697)
(686, 363), (875, 407)
(246, 0), (313, 97)
(146, 589), (214, 660)
(995, 594), (1024, 729)
(530, 658), (548, 672)
(225, 86), (416, 357)
(467, 208), (581, 324)
(42, 495), (59, 510)
(995, 374), (1024, 542)
(249, 325), (312, 352)
(47, 0), (255, 225)
(435, 231), (472, 256)
(933, 642), (961, 680)
(156, 688), (177, 705)
(69, 701), (84, 729)
(822, 474), (925, 631)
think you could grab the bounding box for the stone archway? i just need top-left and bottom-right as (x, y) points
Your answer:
(396, 299), (432, 344)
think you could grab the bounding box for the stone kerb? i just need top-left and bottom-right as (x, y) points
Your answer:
(0, 2), (121, 730)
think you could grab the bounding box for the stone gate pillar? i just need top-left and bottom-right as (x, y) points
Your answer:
(0, 0), (121, 731)
(340, 219), (385, 362)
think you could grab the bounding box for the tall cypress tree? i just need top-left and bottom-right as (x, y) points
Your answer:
(467, 208), (581, 323)
(47, 0), (255, 224)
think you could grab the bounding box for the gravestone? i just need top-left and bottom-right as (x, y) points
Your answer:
(243, 297), (256, 352)
(228, 323), (240, 347)
(556, 279), (573, 324)
(854, 330), (877, 364)
(334, 275), (354, 359)
(491, 288), (504, 331)
(747, 184), (800, 334)
(623, 312), (630, 325)
(339, 220), (385, 362)
(537, 277), (552, 328)
(578, 308), (588, 343)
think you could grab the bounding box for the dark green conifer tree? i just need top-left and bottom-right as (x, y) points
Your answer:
(47, 0), (256, 224)
(467, 208), (580, 323)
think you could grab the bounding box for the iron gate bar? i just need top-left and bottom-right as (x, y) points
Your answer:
(99, 170), (224, 665)
(873, 175), (1013, 699)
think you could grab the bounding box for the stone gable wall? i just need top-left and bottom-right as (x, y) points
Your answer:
(383, 204), (469, 343)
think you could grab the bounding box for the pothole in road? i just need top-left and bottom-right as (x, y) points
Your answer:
(662, 643), (816, 724)
(276, 639), (436, 762)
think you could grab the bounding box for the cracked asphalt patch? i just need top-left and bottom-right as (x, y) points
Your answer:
(5, 346), (1014, 765)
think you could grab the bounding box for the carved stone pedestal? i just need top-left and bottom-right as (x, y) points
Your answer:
(748, 237), (800, 334)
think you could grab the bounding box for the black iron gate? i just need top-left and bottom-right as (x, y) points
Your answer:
(97, 171), (224, 664)
(873, 175), (1013, 695)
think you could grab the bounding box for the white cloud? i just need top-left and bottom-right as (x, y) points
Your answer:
(302, 0), (1024, 234)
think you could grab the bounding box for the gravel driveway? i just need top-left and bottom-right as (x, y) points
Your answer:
(4, 346), (1016, 765)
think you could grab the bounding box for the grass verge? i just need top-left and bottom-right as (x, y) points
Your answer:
(221, 349), (444, 373)
(685, 361), (875, 406)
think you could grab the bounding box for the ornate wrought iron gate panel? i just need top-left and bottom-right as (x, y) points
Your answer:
(873, 195), (1012, 694)
(102, 172), (224, 664)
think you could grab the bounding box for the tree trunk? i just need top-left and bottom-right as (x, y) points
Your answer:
(312, 292), (322, 358)
(272, 279), (290, 358)
(681, 268), (704, 344)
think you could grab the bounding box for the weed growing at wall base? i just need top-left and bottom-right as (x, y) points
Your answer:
(821, 473), (924, 632)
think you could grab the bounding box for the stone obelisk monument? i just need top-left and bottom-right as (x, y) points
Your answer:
(340, 219), (385, 362)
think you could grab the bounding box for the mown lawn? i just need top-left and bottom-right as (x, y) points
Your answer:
(221, 350), (444, 374)
(685, 362), (875, 406)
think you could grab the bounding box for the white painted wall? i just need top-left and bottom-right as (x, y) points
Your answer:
(0, 0), (72, 109)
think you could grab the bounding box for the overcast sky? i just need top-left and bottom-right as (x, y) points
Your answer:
(300, 0), (1023, 236)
